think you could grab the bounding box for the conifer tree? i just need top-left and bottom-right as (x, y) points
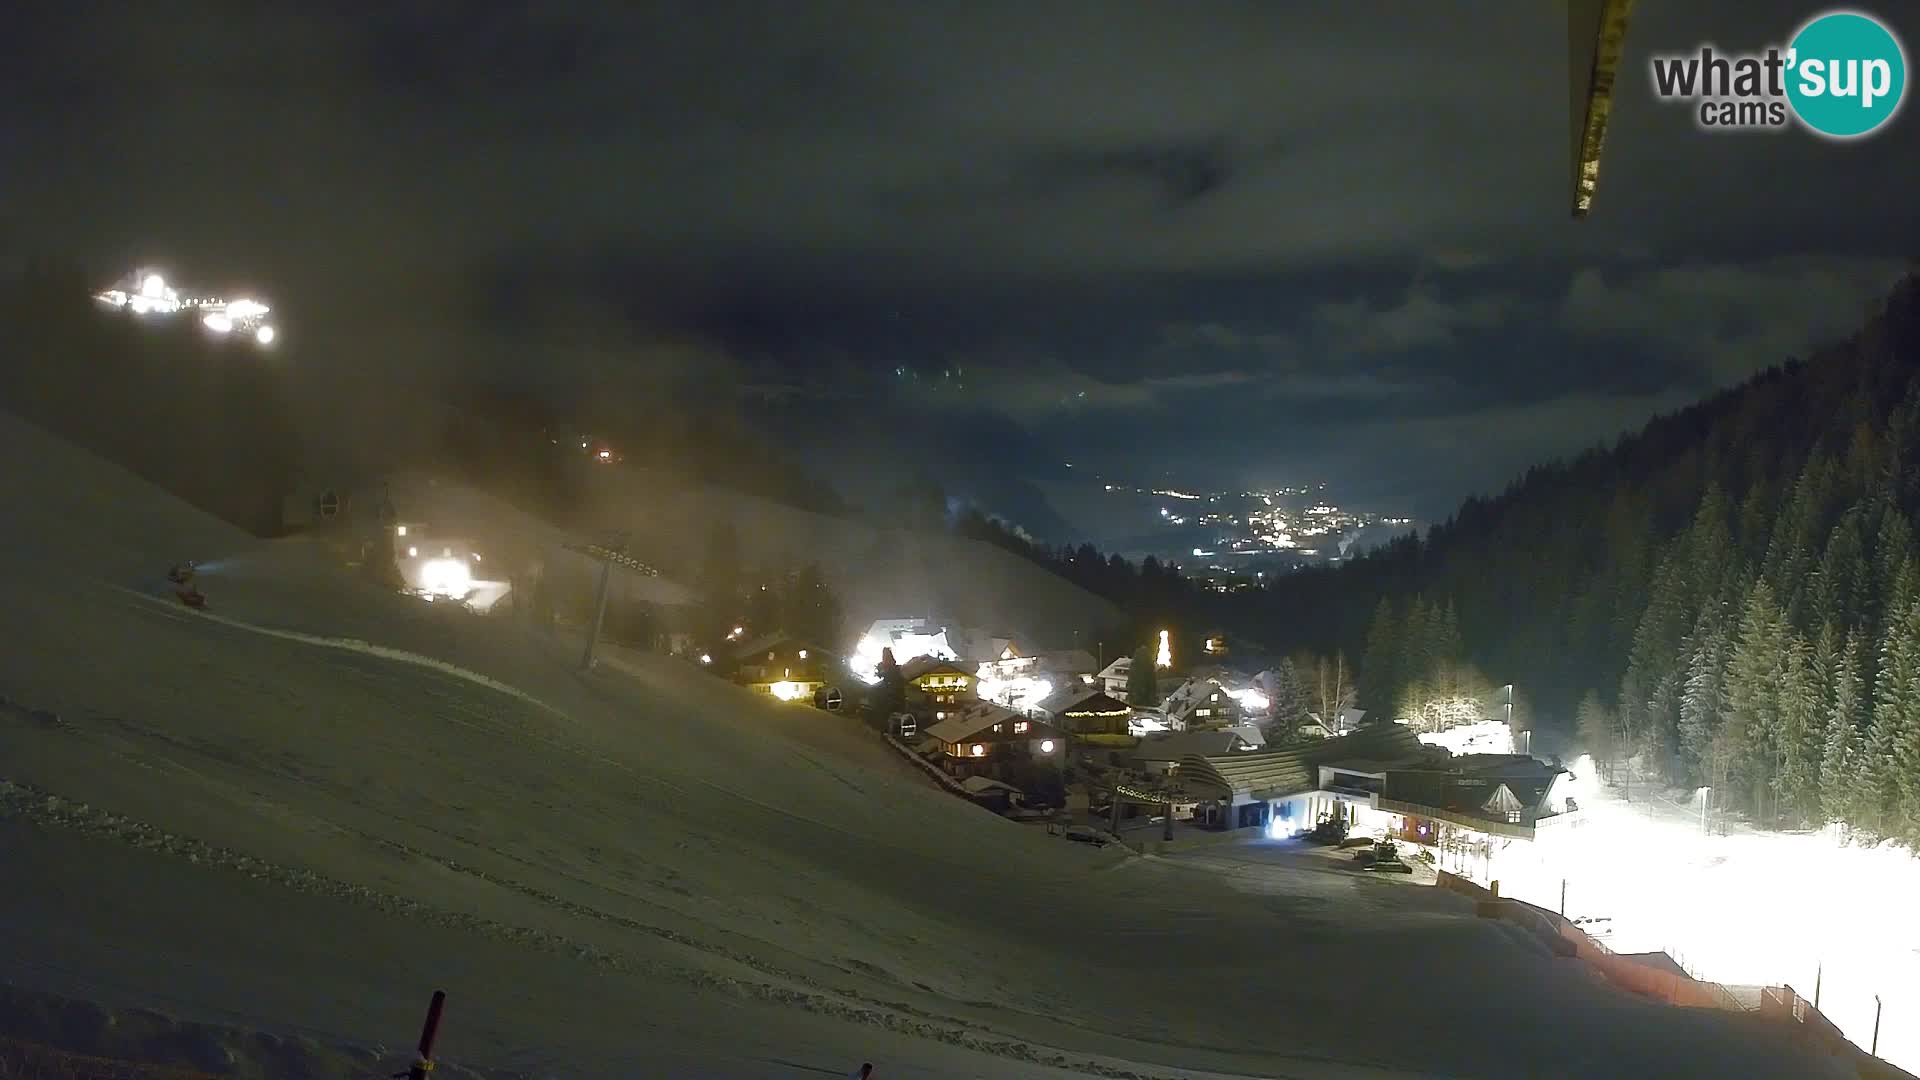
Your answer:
(1820, 628), (1866, 830)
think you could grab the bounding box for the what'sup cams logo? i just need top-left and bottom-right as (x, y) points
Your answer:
(1650, 9), (1907, 138)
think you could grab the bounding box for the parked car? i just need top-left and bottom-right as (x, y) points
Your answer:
(1064, 825), (1112, 847)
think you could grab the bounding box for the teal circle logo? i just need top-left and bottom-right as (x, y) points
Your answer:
(1786, 11), (1907, 138)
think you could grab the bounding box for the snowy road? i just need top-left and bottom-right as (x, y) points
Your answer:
(0, 414), (1858, 1078)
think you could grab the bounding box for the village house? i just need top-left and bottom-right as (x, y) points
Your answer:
(1165, 726), (1580, 879)
(1158, 676), (1240, 730)
(977, 642), (1038, 681)
(728, 632), (834, 703)
(1131, 728), (1262, 778)
(1096, 656), (1132, 701)
(899, 655), (975, 706)
(1033, 688), (1133, 740)
(1170, 722), (1430, 830)
(1037, 648), (1101, 683)
(923, 700), (1065, 774)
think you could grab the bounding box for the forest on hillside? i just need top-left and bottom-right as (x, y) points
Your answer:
(1257, 270), (1920, 842)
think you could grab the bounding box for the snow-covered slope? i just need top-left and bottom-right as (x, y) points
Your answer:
(0, 412), (1849, 1078)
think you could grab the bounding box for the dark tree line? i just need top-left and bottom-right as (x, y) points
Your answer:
(950, 506), (1199, 613)
(1257, 270), (1920, 842)
(694, 520), (843, 653)
(440, 383), (847, 523)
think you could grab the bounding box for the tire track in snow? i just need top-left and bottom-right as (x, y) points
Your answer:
(107, 586), (567, 722)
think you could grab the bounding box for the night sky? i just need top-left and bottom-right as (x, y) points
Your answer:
(5, 2), (1915, 527)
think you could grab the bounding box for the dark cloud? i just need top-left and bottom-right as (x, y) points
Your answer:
(3, 0), (1915, 526)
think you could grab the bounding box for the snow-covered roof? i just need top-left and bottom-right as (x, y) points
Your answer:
(1223, 723), (1267, 748)
(961, 775), (1022, 795)
(1036, 649), (1099, 676)
(1134, 730), (1252, 762)
(923, 700), (1023, 743)
(1097, 656), (1132, 680)
(1160, 676), (1233, 721)
(899, 655), (972, 682)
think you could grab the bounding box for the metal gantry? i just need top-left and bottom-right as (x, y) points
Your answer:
(1569, 0), (1640, 217)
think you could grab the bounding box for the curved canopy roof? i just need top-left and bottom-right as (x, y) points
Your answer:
(1177, 723), (1428, 800)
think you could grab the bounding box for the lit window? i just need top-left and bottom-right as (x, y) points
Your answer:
(1507, 810), (1522, 823)
(1197, 708), (1212, 718)
(1014, 721), (1029, 733)
(798, 650), (808, 659)
(936, 712), (945, 721)
(396, 525), (408, 537)
(970, 744), (985, 757)
(992, 723), (1003, 733)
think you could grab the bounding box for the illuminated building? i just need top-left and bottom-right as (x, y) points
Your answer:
(728, 632), (834, 704)
(923, 700), (1063, 777)
(1033, 689), (1133, 740)
(1095, 656), (1133, 701)
(898, 656), (974, 706)
(1168, 726), (1577, 875)
(849, 618), (958, 684)
(1158, 677), (1239, 731)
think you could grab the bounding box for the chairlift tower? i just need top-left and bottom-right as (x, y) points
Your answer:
(566, 533), (660, 672)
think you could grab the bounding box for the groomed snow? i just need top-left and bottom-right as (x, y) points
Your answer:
(0, 413), (1854, 1078)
